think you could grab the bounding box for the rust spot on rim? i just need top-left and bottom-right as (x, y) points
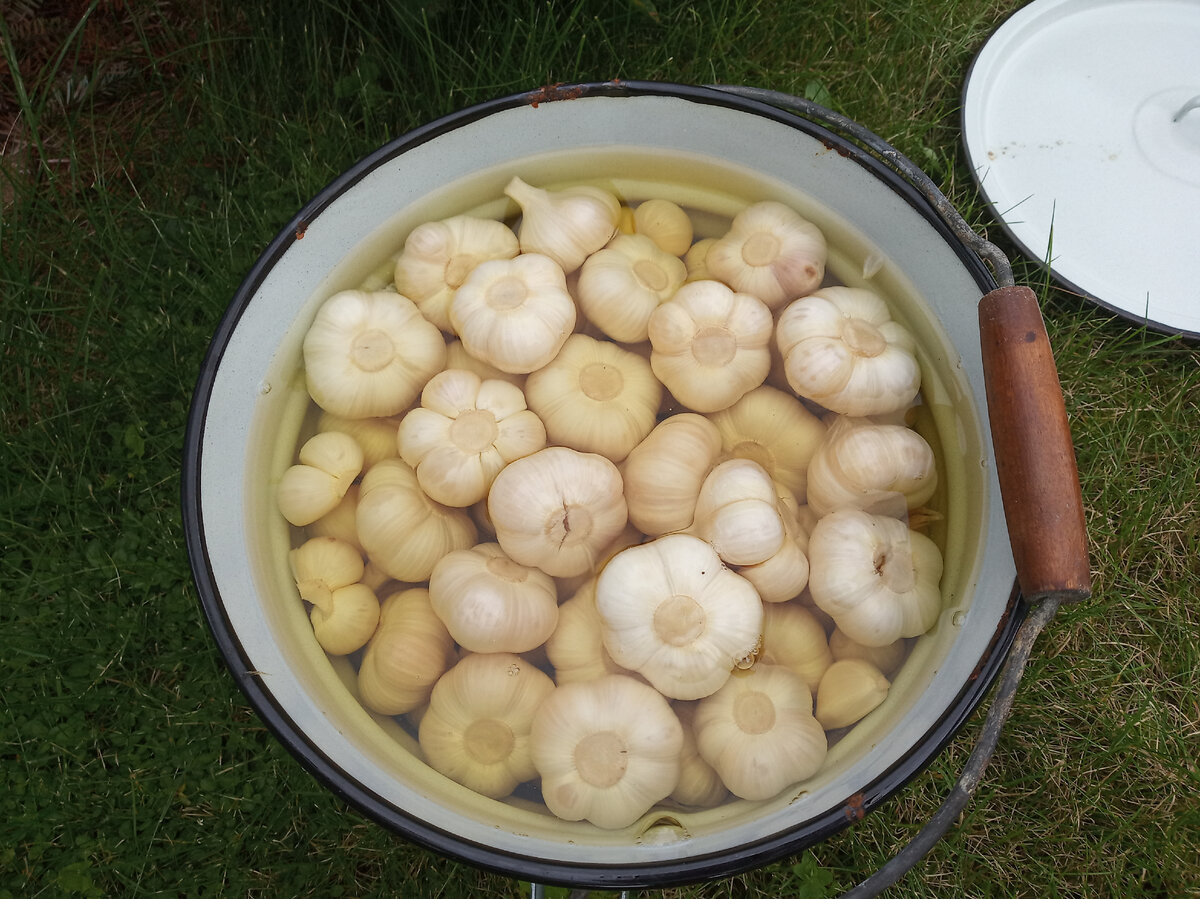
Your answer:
(528, 83), (587, 108)
(295, 223), (307, 240)
(843, 792), (866, 821)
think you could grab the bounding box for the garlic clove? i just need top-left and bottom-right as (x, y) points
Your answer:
(309, 582), (380, 656)
(393, 214), (520, 332)
(705, 200), (827, 310)
(288, 535), (365, 611)
(524, 334), (662, 463)
(503, 176), (621, 274)
(449, 253), (577, 375)
(758, 601), (832, 692)
(631, 198), (695, 257)
(277, 431), (364, 527)
(814, 658), (891, 730)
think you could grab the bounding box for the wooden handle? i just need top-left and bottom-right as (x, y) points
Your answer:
(979, 286), (1091, 603)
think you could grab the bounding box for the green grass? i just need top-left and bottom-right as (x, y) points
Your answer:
(2, 0), (1198, 896)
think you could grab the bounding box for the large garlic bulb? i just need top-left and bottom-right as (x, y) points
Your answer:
(596, 534), (764, 701)
(692, 663), (828, 801)
(805, 415), (938, 518)
(302, 289), (447, 419)
(504, 176), (621, 274)
(530, 674), (683, 829)
(705, 200), (827, 310)
(487, 446), (628, 579)
(524, 334), (662, 463)
(357, 587), (457, 716)
(397, 368), (547, 507)
(648, 279), (773, 414)
(393, 215), (520, 332)
(418, 651), (556, 800)
(428, 542), (558, 654)
(775, 286), (921, 417)
(690, 458), (786, 567)
(355, 458), (477, 583)
(807, 508), (944, 647)
(620, 412), (723, 537)
(449, 253), (576, 374)
(575, 233), (687, 343)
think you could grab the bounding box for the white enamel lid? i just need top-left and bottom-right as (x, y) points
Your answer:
(962, 0), (1200, 336)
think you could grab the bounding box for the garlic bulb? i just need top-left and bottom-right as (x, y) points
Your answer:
(530, 674), (683, 829)
(630, 198), (695, 257)
(302, 289), (447, 418)
(576, 233), (686, 343)
(357, 587), (456, 716)
(355, 458), (477, 582)
(524, 334), (661, 463)
(758, 601), (832, 692)
(545, 578), (637, 685)
(735, 485), (811, 603)
(705, 201), (827, 310)
(449, 253), (576, 375)
(417, 651), (556, 799)
(397, 368), (547, 507)
(276, 431), (364, 527)
(805, 415), (938, 518)
(775, 286), (921, 417)
(488, 446), (628, 579)
(315, 411), (402, 470)
(807, 508), (944, 647)
(596, 534), (764, 701)
(670, 702), (728, 808)
(690, 458), (785, 567)
(648, 279), (772, 414)
(428, 543), (558, 654)
(707, 384), (827, 501)
(828, 627), (909, 677)
(393, 214), (520, 332)
(684, 237), (717, 282)
(503, 176), (621, 274)
(692, 663), (828, 801)
(620, 412), (722, 537)
(814, 658), (891, 730)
